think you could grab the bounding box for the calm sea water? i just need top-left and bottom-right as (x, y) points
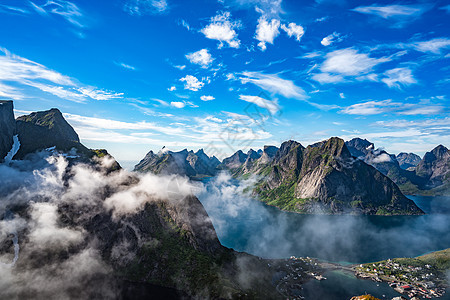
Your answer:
(197, 177), (450, 299)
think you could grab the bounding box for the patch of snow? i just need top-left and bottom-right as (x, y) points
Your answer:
(3, 135), (20, 163)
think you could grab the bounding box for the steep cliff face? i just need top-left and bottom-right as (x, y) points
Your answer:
(345, 138), (425, 194)
(14, 108), (90, 159)
(415, 145), (450, 190)
(0, 100), (16, 162)
(250, 138), (423, 215)
(134, 148), (220, 179)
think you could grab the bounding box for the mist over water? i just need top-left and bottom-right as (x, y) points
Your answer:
(197, 173), (450, 263)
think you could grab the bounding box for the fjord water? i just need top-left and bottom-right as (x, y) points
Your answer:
(197, 177), (450, 298)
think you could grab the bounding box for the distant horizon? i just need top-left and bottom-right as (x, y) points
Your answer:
(1, 0), (448, 163)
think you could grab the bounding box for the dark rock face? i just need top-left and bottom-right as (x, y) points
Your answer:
(241, 137), (423, 215)
(415, 145), (450, 189)
(345, 138), (374, 158)
(134, 148), (220, 178)
(345, 138), (425, 194)
(0, 100), (16, 162)
(396, 152), (421, 170)
(15, 108), (89, 159)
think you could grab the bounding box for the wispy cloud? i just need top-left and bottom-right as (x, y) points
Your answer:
(340, 99), (443, 115)
(321, 32), (342, 46)
(114, 61), (136, 70)
(312, 48), (390, 83)
(351, 4), (430, 27)
(30, 0), (86, 28)
(408, 38), (450, 54)
(0, 4), (30, 15)
(185, 49), (214, 68)
(123, 0), (169, 16)
(239, 94), (280, 115)
(239, 71), (307, 99)
(0, 47), (123, 102)
(219, 0), (283, 18)
(381, 67), (417, 89)
(201, 11), (241, 49)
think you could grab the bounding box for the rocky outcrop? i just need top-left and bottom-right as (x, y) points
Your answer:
(221, 150), (248, 170)
(244, 138), (423, 215)
(396, 152), (421, 170)
(14, 108), (90, 159)
(0, 100), (16, 162)
(134, 148), (220, 179)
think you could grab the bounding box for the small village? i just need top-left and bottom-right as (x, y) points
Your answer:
(267, 256), (326, 299)
(354, 259), (447, 299)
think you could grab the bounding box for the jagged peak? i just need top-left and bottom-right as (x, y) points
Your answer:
(431, 144), (448, 155)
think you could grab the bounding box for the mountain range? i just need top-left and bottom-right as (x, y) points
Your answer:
(0, 102), (317, 299)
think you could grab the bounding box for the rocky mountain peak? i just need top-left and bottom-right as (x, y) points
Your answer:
(0, 100), (16, 162)
(14, 108), (89, 159)
(346, 138), (375, 158)
(431, 145), (448, 160)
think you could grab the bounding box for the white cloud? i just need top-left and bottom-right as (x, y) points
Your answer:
(280, 22), (304, 42)
(340, 99), (443, 115)
(381, 68), (417, 89)
(321, 32), (341, 46)
(352, 4), (425, 19)
(255, 17), (280, 51)
(200, 11), (241, 48)
(185, 49), (214, 68)
(200, 95), (215, 101)
(167, 86), (176, 91)
(239, 94), (280, 115)
(321, 48), (390, 76)
(173, 64), (186, 70)
(312, 48), (390, 84)
(114, 61), (136, 70)
(123, 0), (169, 15)
(339, 93), (345, 99)
(170, 101), (185, 108)
(239, 71), (307, 99)
(179, 75), (204, 91)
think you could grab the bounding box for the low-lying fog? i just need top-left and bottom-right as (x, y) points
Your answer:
(197, 172), (450, 263)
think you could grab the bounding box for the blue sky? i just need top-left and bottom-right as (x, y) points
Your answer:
(0, 0), (449, 166)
